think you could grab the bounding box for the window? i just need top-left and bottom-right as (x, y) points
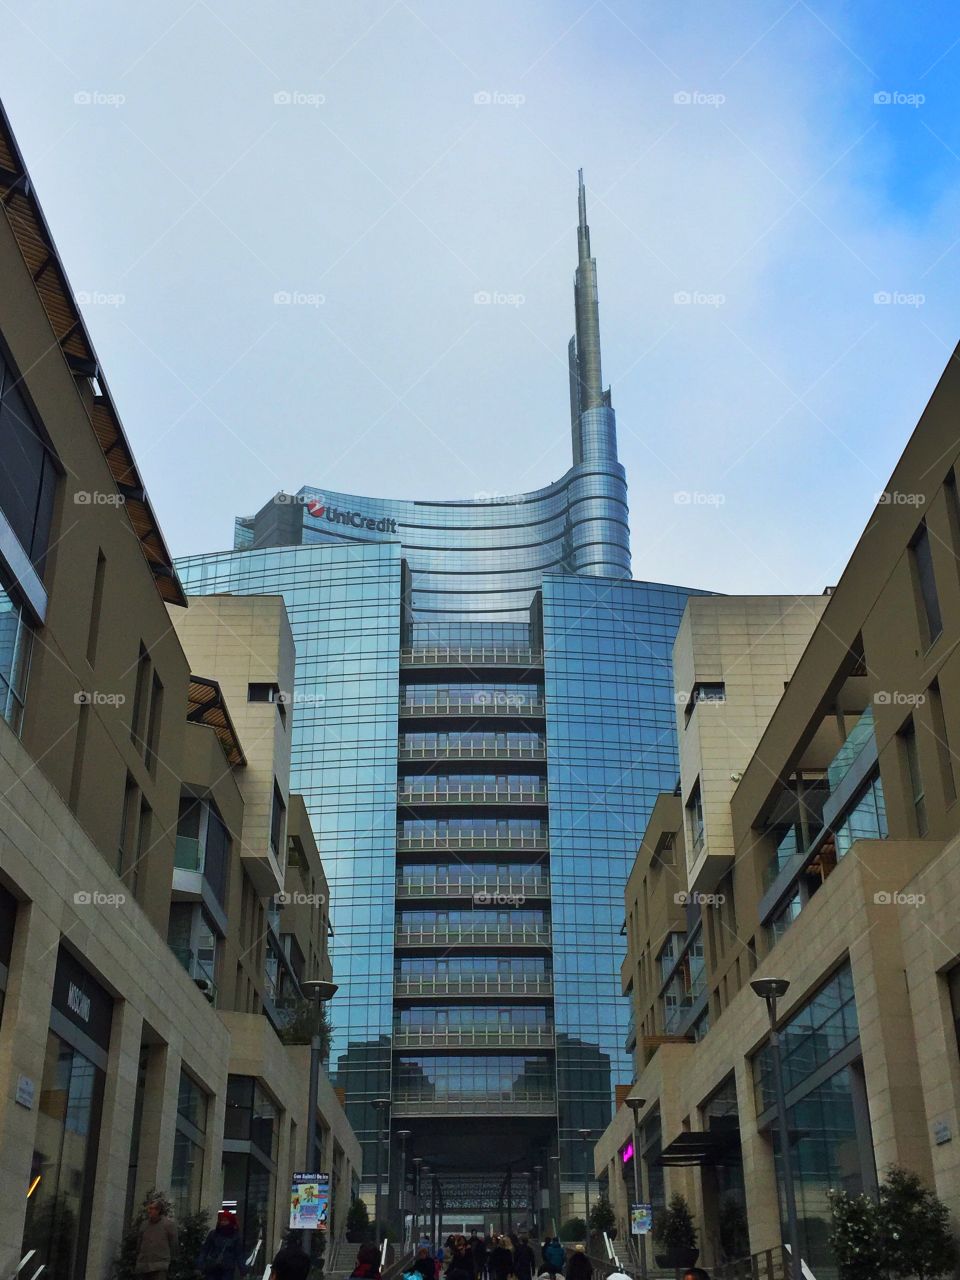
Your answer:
(900, 717), (928, 836)
(910, 521), (943, 646)
(927, 680), (957, 808)
(130, 644), (151, 750)
(86, 550), (106, 665)
(248, 682), (281, 703)
(948, 966), (960, 1063)
(0, 351), (59, 574)
(270, 782), (286, 858)
(144, 674), (164, 774)
(0, 575), (33, 734)
(171, 1070), (207, 1217)
(684, 681), (726, 723)
(687, 780), (704, 855)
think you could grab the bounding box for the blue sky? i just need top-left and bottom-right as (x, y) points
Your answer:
(3, 0), (960, 594)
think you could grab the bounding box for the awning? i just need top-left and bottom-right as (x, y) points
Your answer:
(657, 1129), (741, 1168)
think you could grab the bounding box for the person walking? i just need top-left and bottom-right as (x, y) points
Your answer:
(349, 1244), (382, 1280)
(563, 1244), (592, 1280)
(135, 1199), (179, 1279)
(270, 1234), (311, 1280)
(446, 1238), (474, 1280)
(197, 1210), (247, 1279)
(489, 1236), (513, 1280)
(541, 1237), (564, 1278)
(413, 1246), (436, 1280)
(513, 1236), (536, 1280)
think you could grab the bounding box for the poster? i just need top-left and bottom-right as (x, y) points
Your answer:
(630, 1203), (652, 1236)
(289, 1172), (330, 1231)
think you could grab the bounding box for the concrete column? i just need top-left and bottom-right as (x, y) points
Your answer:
(133, 1040), (181, 1208)
(0, 902), (59, 1276)
(85, 999), (144, 1277)
(734, 1053), (780, 1256)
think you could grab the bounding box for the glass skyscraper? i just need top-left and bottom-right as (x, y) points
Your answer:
(177, 174), (707, 1221)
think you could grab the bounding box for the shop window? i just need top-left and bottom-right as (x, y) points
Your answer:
(171, 1069), (208, 1216)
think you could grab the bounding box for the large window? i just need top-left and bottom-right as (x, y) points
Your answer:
(171, 1070), (207, 1216)
(270, 782), (286, 859)
(0, 574), (33, 733)
(899, 718), (928, 837)
(910, 521), (943, 647)
(0, 351), (59, 574)
(223, 1076), (279, 1256)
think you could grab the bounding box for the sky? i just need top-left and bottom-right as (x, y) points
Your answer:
(3, 0), (960, 595)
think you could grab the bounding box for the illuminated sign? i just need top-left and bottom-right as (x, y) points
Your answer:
(304, 497), (397, 534)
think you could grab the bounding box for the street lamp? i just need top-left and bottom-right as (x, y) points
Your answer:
(300, 979), (338, 1255)
(577, 1129), (592, 1243)
(412, 1157), (423, 1244)
(372, 1098), (391, 1245)
(533, 1165), (543, 1237)
(625, 1097), (648, 1280)
(396, 1129), (412, 1248)
(752, 978), (802, 1280)
(549, 1154), (561, 1235)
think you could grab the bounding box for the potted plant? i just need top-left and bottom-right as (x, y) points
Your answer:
(559, 1217), (586, 1242)
(653, 1193), (698, 1270)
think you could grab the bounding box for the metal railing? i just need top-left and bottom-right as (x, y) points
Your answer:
(396, 876), (549, 899)
(170, 945), (217, 1002)
(717, 1246), (797, 1280)
(399, 742), (546, 761)
(397, 834), (548, 851)
(400, 699), (545, 717)
(392, 1025), (555, 1049)
(393, 974), (553, 997)
(391, 1097), (556, 1117)
(400, 646), (544, 667)
(398, 784), (548, 804)
(395, 924), (551, 947)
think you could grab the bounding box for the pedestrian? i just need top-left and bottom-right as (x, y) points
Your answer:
(563, 1244), (592, 1280)
(489, 1236), (513, 1280)
(446, 1238), (474, 1280)
(197, 1210), (247, 1279)
(681, 1271), (711, 1280)
(413, 1246), (436, 1280)
(350, 1244), (382, 1280)
(135, 1198), (179, 1279)
(470, 1232), (488, 1280)
(514, 1236), (536, 1280)
(270, 1234), (311, 1280)
(541, 1237), (564, 1277)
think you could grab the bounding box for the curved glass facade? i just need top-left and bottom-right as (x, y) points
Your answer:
(178, 176), (712, 1220)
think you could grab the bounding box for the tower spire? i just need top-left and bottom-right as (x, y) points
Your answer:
(570, 169), (606, 448)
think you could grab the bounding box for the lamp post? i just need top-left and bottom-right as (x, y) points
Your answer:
(396, 1129), (412, 1249)
(372, 1097), (391, 1245)
(625, 1097), (648, 1280)
(412, 1157), (423, 1245)
(752, 978), (802, 1280)
(300, 979), (338, 1256)
(577, 1129), (592, 1243)
(549, 1154), (561, 1234)
(533, 1165), (543, 1237)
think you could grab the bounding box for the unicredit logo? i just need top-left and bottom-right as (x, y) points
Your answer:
(303, 495), (397, 534)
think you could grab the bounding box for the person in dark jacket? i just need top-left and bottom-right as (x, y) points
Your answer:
(563, 1245), (592, 1280)
(469, 1233), (487, 1280)
(488, 1237), (513, 1280)
(446, 1240), (474, 1280)
(197, 1211), (247, 1279)
(350, 1244), (382, 1280)
(541, 1238), (564, 1276)
(413, 1247), (436, 1280)
(270, 1235), (311, 1280)
(513, 1237), (536, 1280)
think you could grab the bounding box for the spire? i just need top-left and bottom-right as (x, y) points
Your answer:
(570, 169), (605, 429)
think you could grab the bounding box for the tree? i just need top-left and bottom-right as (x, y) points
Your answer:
(880, 1167), (957, 1280)
(717, 1195), (750, 1263)
(827, 1188), (885, 1280)
(653, 1193), (697, 1254)
(346, 1196), (372, 1242)
(559, 1217), (587, 1241)
(589, 1195), (616, 1235)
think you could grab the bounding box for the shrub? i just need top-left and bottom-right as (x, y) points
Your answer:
(559, 1217), (586, 1241)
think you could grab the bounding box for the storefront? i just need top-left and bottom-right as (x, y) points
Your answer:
(20, 946), (113, 1280)
(222, 1074), (279, 1256)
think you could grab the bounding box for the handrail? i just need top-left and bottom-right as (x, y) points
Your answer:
(400, 646), (544, 665)
(396, 877), (549, 898)
(397, 834), (548, 850)
(399, 743), (546, 760)
(398, 785), (548, 803)
(395, 925), (551, 946)
(393, 974), (553, 996)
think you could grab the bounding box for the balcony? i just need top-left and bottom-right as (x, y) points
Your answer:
(395, 924), (552, 948)
(392, 1026), (555, 1050)
(397, 833), (548, 853)
(400, 699), (545, 719)
(170, 945), (217, 1003)
(400, 647), (544, 668)
(391, 1096), (556, 1118)
(398, 784), (547, 806)
(399, 742), (546, 763)
(393, 974), (553, 998)
(396, 876), (550, 901)
(827, 706), (876, 792)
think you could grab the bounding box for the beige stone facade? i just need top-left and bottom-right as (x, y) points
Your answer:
(598, 353), (960, 1273)
(0, 106), (358, 1280)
